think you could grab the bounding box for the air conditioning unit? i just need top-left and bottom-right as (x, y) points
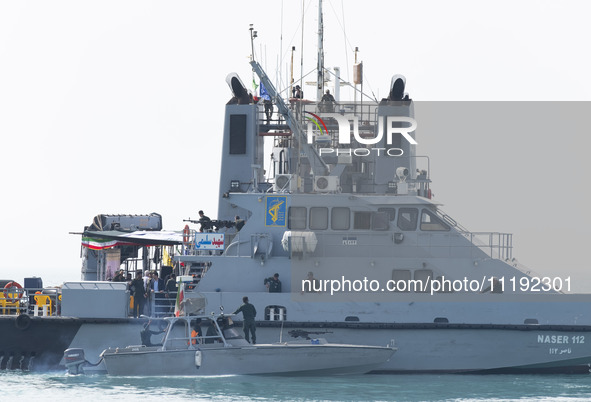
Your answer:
(313, 175), (339, 193)
(274, 174), (298, 192)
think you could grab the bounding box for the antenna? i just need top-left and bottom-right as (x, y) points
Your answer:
(316, 0), (324, 101)
(249, 24), (258, 61)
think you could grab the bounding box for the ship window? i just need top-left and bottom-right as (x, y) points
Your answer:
(353, 212), (371, 230)
(371, 212), (390, 231)
(420, 209), (450, 231)
(229, 114), (247, 154)
(288, 207), (307, 230)
(309, 207), (328, 230)
(378, 208), (396, 221)
(331, 207), (350, 230)
(414, 269), (433, 293)
(397, 208), (418, 231)
(391, 270), (411, 292)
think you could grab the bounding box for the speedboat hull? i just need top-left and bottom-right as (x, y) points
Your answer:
(102, 343), (395, 376)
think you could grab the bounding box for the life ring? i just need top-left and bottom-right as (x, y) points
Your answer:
(183, 225), (190, 243)
(15, 313), (31, 330)
(3, 282), (24, 303)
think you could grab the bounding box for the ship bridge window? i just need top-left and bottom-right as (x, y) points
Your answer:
(353, 212), (371, 230)
(331, 207), (350, 230)
(378, 208), (396, 221)
(371, 211), (390, 231)
(309, 207), (328, 230)
(397, 208), (418, 231)
(288, 207), (307, 230)
(420, 209), (450, 231)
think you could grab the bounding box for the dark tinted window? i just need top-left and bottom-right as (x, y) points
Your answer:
(331, 207), (350, 230)
(353, 212), (371, 230)
(371, 212), (390, 231)
(309, 207), (328, 230)
(397, 208), (418, 231)
(288, 207), (307, 230)
(378, 208), (396, 221)
(229, 114), (247, 154)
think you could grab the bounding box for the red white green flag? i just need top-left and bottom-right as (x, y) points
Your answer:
(174, 278), (184, 317)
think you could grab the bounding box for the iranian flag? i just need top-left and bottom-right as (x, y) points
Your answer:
(174, 278), (184, 317)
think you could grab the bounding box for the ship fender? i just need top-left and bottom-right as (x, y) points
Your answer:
(195, 350), (202, 368)
(15, 314), (31, 330)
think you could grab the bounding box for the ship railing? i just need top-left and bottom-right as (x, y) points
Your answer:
(300, 231), (515, 265)
(435, 209), (513, 261)
(0, 287), (61, 317)
(146, 292), (177, 318)
(258, 100), (383, 142)
(459, 231), (513, 261)
(0, 295), (24, 315)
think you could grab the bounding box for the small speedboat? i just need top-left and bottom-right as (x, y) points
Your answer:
(64, 314), (396, 376)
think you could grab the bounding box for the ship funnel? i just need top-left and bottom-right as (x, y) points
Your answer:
(388, 74), (406, 101)
(225, 73), (250, 103)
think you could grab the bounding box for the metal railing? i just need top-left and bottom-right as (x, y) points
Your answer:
(0, 287), (61, 316)
(461, 231), (513, 261)
(435, 209), (513, 261)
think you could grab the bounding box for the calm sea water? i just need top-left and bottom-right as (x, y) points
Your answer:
(3, 371), (591, 401)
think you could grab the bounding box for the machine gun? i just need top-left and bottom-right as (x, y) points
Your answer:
(288, 329), (333, 340)
(183, 218), (235, 232)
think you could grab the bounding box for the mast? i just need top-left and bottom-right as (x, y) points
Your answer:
(290, 46), (295, 98)
(316, 0), (324, 101)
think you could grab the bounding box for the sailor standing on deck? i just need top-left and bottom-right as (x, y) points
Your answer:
(131, 272), (146, 318)
(264, 273), (282, 293)
(142, 270), (152, 315)
(232, 296), (257, 344)
(150, 272), (165, 317)
(320, 89), (336, 112)
(292, 85), (303, 118)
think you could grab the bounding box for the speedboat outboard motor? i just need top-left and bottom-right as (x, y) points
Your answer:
(64, 348), (87, 375)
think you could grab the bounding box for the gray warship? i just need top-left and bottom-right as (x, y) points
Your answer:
(1, 0), (591, 373)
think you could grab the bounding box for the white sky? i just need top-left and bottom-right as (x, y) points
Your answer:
(1, 0), (590, 289)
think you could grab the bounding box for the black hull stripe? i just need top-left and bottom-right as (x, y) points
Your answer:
(253, 321), (591, 331)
